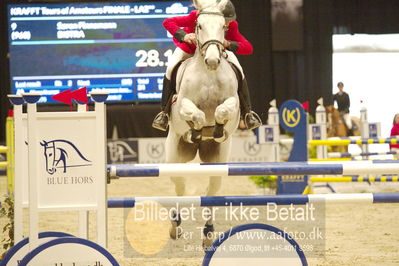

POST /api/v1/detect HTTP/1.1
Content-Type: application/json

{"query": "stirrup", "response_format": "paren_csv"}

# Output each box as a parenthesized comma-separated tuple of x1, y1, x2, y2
(244, 111, 262, 130)
(152, 112, 169, 131)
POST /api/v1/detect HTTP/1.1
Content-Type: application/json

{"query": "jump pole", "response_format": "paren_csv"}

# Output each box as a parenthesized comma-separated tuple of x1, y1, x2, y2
(328, 150, 398, 159)
(108, 161, 399, 178)
(107, 193, 399, 208)
(310, 176, 399, 182)
(309, 137, 399, 146)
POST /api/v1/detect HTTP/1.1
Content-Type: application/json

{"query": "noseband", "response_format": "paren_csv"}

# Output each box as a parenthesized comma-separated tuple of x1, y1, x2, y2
(196, 11, 227, 58)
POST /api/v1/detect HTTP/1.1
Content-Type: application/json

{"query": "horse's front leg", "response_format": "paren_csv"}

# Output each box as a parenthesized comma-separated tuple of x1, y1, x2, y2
(202, 176, 222, 249)
(214, 97, 238, 143)
(179, 98, 206, 143)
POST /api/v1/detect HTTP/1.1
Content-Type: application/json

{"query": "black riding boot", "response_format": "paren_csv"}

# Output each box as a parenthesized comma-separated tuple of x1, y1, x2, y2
(238, 79, 262, 130)
(152, 76, 175, 131)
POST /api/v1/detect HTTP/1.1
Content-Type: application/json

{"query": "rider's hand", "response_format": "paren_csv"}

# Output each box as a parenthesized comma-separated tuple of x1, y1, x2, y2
(184, 33, 196, 44)
(224, 40, 230, 48)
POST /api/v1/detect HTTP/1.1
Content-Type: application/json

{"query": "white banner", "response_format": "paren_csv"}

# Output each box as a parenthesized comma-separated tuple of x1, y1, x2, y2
(136, 135, 274, 163)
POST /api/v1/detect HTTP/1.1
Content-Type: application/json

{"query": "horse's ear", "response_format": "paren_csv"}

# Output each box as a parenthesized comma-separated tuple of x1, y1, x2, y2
(195, 0, 220, 10)
(193, 0, 201, 10)
(217, 0, 229, 11)
(40, 140, 47, 146)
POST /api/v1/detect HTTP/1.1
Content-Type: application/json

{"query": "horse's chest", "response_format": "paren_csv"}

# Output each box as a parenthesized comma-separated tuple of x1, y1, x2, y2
(194, 84, 225, 108)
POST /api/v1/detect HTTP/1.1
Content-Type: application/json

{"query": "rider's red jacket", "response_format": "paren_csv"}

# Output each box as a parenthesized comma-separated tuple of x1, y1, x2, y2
(163, 10, 253, 55)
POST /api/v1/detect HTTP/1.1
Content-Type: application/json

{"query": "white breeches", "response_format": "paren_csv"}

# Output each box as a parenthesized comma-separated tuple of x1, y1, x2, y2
(225, 50, 244, 78)
(391, 148, 399, 159)
(342, 113, 352, 129)
(165, 48, 193, 79)
(165, 48, 245, 80)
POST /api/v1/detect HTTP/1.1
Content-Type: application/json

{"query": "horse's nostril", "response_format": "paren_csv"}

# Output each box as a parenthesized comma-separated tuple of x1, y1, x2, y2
(217, 59, 220, 65)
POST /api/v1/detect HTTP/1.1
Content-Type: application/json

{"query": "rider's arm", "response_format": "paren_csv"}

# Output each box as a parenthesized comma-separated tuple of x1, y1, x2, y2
(346, 93, 350, 109)
(225, 20, 253, 55)
(163, 11, 197, 43)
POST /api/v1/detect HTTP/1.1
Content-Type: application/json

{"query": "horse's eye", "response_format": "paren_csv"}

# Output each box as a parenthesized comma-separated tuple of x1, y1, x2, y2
(49, 153, 53, 157)
(198, 24, 202, 30)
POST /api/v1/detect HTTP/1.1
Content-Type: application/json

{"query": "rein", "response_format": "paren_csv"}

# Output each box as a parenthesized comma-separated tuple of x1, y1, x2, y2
(196, 11, 227, 58)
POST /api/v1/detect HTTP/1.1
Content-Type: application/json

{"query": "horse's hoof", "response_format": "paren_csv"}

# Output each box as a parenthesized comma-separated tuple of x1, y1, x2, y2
(169, 212, 182, 239)
(169, 225, 183, 240)
(202, 224, 215, 250)
(213, 123, 224, 138)
(214, 134, 227, 143)
(213, 123, 227, 143)
(183, 131, 194, 143)
(191, 129, 202, 143)
(183, 129, 202, 143)
(202, 236, 215, 251)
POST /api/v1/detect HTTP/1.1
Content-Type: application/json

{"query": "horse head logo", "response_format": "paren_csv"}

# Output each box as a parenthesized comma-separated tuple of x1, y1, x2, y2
(107, 140, 137, 163)
(41, 140, 91, 175)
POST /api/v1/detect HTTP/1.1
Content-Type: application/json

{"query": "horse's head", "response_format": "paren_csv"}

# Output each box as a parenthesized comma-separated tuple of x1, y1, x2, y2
(194, 0, 229, 70)
(326, 105, 341, 122)
(40, 140, 56, 174)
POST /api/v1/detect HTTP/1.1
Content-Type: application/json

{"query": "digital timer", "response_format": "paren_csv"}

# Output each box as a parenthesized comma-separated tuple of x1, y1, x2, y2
(7, 1, 194, 103)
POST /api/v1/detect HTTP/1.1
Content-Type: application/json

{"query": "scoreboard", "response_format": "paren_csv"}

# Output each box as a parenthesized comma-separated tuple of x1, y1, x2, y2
(7, 1, 193, 103)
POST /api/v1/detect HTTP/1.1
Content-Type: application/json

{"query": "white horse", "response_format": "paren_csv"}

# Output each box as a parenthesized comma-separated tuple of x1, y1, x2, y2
(165, 0, 240, 248)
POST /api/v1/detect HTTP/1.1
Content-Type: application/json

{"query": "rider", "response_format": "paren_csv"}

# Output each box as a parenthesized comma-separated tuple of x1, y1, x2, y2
(152, 1, 262, 131)
(333, 81, 352, 132)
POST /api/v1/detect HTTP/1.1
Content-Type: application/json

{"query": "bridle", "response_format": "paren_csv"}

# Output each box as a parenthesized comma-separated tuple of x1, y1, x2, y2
(196, 11, 227, 59)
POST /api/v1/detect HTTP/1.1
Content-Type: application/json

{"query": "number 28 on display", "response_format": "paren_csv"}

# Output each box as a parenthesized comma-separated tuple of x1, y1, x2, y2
(135, 49, 173, 68)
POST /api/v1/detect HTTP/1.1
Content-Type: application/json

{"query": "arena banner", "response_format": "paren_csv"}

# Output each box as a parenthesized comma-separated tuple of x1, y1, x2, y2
(107, 138, 139, 164)
(138, 137, 166, 163)
(137, 135, 275, 164)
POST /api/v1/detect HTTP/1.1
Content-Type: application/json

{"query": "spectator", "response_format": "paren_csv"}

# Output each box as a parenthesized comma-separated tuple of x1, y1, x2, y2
(390, 113, 399, 159)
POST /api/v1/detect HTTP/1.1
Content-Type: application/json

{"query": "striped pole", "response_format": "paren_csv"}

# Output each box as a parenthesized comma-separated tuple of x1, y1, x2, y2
(310, 158, 397, 162)
(309, 137, 399, 146)
(310, 158, 353, 161)
(6, 115, 15, 195)
(0, 146, 7, 154)
(279, 136, 362, 145)
(328, 151, 397, 158)
(310, 176, 399, 182)
(108, 161, 399, 178)
(107, 193, 399, 208)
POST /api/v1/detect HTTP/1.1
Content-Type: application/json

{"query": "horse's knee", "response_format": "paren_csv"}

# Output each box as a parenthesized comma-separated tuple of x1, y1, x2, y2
(179, 99, 205, 124)
(191, 112, 206, 130)
(215, 106, 229, 124)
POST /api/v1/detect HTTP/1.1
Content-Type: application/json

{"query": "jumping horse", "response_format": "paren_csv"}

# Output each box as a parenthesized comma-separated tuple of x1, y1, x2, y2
(165, 0, 240, 248)
(326, 106, 360, 152)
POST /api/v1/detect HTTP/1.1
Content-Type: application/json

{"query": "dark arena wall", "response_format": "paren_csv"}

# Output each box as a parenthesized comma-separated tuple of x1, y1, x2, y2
(1, 0, 399, 141)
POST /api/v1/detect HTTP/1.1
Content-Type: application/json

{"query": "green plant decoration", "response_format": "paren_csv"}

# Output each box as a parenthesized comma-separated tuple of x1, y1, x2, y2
(0, 195, 14, 260)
